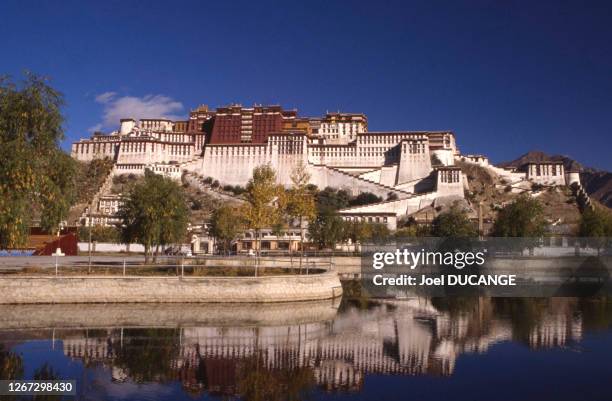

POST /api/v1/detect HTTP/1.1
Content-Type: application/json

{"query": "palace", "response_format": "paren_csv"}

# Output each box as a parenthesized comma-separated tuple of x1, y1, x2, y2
(71, 103, 580, 229)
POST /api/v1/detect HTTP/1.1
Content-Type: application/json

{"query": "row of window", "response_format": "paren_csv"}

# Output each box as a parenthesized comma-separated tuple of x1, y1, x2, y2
(76, 142, 116, 154)
(439, 170, 461, 183)
(359, 135, 426, 145)
(243, 231, 301, 238)
(343, 216, 389, 223)
(121, 142, 193, 155)
(210, 147, 269, 156)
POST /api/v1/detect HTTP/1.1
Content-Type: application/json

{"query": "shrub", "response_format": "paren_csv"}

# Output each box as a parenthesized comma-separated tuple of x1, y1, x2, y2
(231, 185, 246, 195)
(492, 195, 546, 237)
(191, 198, 203, 210)
(431, 204, 476, 238)
(348, 192, 383, 207)
(387, 192, 398, 201)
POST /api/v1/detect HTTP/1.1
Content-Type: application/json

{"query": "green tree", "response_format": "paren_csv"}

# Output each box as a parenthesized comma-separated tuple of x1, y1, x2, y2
(315, 187, 351, 213)
(348, 192, 383, 207)
(78, 225, 121, 243)
(210, 205, 244, 254)
(308, 210, 346, 249)
(242, 165, 283, 274)
(118, 170, 188, 263)
(370, 222, 391, 240)
(286, 163, 317, 267)
(431, 204, 477, 238)
(492, 195, 546, 237)
(0, 73, 77, 247)
(344, 221, 391, 244)
(579, 207, 612, 253)
(580, 207, 612, 237)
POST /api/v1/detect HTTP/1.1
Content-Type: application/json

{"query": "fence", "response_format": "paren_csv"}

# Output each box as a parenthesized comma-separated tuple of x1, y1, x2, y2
(0, 256, 335, 278)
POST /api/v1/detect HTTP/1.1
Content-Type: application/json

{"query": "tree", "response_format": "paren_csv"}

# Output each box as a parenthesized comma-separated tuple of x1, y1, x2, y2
(344, 220, 371, 243)
(431, 203, 477, 238)
(0, 73, 77, 248)
(579, 207, 612, 253)
(370, 222, 391, 240)
(308, 210, 346, 249)
(118, 170, 188, 263)
(344, 220, 391, 244)
(78, 225, 121, 243)
(316, 187, 351, 213)
(348, 192, 383, 207)
(580, 207, 612, 237)
(286, 163, 317, 268)
(210, 205, 244, 254)
(242, 165, 283, 274)
(492, 195, 546, 237)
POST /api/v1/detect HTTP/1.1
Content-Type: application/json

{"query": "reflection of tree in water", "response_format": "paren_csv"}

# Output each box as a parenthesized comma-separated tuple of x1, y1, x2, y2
(489, 298, 604, 348)
(111, 328, 181, 383)
(578, 297, 612, 331)
(0, 344, 23, 380)
(0, 345, 23, 401)
(32, 363, 61, 401)
(236, 352, 315, 401)
(431, 297, 482, 316)
(493, 298, 552, 344)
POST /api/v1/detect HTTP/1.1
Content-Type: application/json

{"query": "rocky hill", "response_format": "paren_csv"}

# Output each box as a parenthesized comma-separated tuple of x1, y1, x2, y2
(500, 151, 612, 208)
(456, 161, 582, 235)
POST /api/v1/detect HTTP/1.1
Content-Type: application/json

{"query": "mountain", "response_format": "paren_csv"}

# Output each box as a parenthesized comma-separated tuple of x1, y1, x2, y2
(499, 151, 612, 208)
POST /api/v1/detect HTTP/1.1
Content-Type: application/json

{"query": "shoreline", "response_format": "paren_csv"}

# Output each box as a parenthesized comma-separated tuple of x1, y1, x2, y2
(0, 271, 343, 304)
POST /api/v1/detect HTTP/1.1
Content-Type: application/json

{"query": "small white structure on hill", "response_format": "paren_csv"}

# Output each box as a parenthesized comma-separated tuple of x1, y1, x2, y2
(523, 162, 566, 186)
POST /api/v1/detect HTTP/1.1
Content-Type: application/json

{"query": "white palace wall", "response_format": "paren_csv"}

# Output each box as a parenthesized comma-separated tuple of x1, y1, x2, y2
(194, 145, 403, 197)
(397, 137, 432, 184)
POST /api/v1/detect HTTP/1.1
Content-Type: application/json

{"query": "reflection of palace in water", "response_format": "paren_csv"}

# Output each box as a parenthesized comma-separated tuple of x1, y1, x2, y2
(59, 298, 584, 395)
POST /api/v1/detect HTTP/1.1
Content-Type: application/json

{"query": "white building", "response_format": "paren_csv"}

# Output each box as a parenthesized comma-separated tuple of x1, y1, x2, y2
(523, 162, 566, 186)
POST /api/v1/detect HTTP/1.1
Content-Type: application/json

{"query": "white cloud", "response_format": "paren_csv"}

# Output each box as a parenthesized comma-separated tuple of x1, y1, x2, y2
(95, 91, 117, 104)
(87, 123, 103, 133)
(92, 93, 184, 131)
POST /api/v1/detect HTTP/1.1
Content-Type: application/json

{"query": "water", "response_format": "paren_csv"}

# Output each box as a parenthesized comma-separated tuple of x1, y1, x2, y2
(1, 297, 611, 401)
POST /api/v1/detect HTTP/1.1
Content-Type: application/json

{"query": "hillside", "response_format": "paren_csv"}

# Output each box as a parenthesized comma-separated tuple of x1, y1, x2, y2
(457, 161, 582, 234)
(500, 151, 612, 208)
(66, 158, 115, 225)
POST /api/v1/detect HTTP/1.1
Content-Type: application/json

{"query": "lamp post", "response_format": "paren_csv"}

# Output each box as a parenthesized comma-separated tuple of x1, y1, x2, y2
(53, 221, 66, 276)
(87, 206, 93, 273)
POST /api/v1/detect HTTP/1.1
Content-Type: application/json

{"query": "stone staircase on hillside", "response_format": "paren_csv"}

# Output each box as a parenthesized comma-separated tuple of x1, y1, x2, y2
(571, 182, 593, 211)
(75, 167, 116, 224)
(183, 171, 246, 204)
(323, 165, 414, 198)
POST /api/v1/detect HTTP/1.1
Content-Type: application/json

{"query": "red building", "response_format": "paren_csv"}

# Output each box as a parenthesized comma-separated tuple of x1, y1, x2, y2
(208, 104, 297, 144)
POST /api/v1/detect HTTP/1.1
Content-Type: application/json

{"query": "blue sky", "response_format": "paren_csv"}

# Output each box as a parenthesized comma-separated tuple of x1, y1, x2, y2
(1, 0, 611, 170)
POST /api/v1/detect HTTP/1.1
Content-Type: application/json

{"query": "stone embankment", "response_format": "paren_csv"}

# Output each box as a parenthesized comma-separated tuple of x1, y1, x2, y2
(0, 270, 343, 304)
